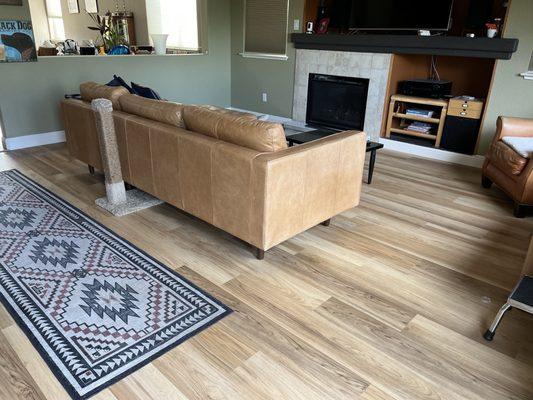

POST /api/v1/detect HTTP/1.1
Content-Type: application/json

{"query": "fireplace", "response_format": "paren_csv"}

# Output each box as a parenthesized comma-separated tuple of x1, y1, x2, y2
(306, 73, 369, 131)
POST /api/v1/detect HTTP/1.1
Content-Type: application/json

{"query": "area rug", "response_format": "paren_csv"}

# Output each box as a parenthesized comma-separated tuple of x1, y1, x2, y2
(0, 169, 231, 399)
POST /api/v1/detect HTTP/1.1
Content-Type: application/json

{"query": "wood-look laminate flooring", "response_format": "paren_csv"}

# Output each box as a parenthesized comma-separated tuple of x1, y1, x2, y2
(0, 144, 532, 400)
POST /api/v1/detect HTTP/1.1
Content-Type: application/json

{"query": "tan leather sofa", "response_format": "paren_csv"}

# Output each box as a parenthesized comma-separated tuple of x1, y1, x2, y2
(62, 82, 367, 258)
(482, 117, 533, 217)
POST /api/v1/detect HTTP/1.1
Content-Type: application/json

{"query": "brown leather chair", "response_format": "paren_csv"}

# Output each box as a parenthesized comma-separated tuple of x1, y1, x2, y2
(482, 117, 533, 217)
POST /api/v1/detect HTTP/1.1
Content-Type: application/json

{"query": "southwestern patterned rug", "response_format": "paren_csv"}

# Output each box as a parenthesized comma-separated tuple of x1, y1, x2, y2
(0, 170, 231, 399)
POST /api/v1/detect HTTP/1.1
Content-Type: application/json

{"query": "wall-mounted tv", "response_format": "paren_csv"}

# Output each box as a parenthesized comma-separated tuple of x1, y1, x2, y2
(350, 0, 454, 32)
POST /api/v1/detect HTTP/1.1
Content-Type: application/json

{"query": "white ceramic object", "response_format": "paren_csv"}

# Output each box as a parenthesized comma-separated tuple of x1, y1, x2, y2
(487, 28, 498, 38)
(151, 34, 169, 55)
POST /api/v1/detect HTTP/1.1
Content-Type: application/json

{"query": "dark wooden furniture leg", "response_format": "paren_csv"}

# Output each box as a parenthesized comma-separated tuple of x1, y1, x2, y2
(255, 247, 265, 260)
(125, 182, 133, 191)
(481, 175, 493, 189)
(368, 149, 377, 184)
(321, 219, 331, 226)
(88, 165, 95, 175)
(514, 203, 527, 218)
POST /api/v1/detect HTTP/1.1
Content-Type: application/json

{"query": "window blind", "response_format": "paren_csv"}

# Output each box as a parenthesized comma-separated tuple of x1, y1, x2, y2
(244, 0, 288, 55)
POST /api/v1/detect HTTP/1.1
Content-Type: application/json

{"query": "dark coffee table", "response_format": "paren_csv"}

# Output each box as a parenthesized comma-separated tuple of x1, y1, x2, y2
(287, 129, 384, 184)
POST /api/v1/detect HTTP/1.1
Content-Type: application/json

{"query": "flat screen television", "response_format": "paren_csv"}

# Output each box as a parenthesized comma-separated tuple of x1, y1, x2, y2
(349, 0, 454, 32)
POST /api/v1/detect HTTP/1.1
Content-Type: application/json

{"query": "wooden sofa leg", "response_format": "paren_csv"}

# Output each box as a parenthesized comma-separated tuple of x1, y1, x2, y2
(88, 165, 95, 175)
(254, 247, 265, 260)
(321, 219, 331, 227)
(514, 203, 527, 218)
(481, 175, 492, 189)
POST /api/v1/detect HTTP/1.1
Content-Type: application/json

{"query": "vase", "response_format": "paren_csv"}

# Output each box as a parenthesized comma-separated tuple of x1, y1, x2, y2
(151, 34, 169, 55)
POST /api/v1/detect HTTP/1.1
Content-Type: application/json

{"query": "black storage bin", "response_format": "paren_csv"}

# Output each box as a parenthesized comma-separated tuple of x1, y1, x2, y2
(441, 115, 480, 155)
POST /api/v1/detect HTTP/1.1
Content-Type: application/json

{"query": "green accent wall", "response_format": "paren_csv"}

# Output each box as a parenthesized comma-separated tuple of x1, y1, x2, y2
(230, 0, 304, 118)
(478, 0, 533, 154)
(0, 0, 230, 139)
(2, 0, 532, 156)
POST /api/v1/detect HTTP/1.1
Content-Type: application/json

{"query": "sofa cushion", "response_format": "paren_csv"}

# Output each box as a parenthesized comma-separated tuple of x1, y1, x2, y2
(182, 105, 258, 139)
(502, 136, 533, 159)
(490, 141, 528, 176)
(107, 75, 133, 93)
(197, 105, 257, 120)
(217, 117, 287, 153)
(80, 82, 128, 110)
(131, 82, 162, 100)
(183, 105, 286, 152)
(119, 94, 184, 128)
(182, 106, 223, 138)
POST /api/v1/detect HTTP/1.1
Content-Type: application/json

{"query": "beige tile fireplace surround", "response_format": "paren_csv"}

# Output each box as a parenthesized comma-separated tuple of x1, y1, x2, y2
(293, 50, 392, 140)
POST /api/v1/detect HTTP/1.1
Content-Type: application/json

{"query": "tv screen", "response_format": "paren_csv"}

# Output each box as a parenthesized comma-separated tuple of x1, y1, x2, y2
(350, 0, 454, 31)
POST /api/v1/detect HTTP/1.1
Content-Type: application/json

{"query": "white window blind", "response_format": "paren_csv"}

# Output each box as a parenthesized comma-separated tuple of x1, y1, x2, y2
(45, 0, 65, 40)
(145, 0, 200, 50)
(244, 0, 288, 56)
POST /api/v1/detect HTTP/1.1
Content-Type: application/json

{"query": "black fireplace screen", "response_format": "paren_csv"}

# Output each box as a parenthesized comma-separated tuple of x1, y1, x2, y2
(306, 73, 369, 131)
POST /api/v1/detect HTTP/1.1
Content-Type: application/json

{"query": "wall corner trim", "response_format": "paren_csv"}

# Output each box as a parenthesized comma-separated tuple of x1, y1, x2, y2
(5, 130, 66, 151)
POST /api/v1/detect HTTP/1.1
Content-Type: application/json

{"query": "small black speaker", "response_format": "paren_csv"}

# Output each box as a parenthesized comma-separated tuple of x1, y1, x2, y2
(441, 116, 480, 155)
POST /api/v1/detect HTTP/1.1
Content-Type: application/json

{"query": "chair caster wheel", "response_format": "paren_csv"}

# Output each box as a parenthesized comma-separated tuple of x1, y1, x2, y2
(483, 329, 495, 341)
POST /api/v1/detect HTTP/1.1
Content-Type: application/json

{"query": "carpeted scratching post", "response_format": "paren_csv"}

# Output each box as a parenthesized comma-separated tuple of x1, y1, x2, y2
(92, 98, 162, 216)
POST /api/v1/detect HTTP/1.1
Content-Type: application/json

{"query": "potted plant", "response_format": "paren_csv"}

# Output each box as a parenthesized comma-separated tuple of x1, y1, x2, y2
(88, 12, 125, 53)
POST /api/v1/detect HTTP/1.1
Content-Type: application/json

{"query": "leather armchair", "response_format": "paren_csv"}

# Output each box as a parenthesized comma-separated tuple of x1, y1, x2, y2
(482, 117, 533, 217)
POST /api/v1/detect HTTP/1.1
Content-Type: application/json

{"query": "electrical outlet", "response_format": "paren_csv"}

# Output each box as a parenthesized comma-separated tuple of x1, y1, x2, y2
(261, 92, 268, 103)
(293, 19, 300, 31)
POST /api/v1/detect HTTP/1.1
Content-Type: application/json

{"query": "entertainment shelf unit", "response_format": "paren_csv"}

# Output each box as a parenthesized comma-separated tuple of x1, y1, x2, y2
(386, 95, 448, 148)
(298, 0, 516, 154)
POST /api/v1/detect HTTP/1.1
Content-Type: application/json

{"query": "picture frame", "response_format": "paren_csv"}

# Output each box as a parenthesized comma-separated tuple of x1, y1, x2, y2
(84, 0, 98, 13)
(67, 0, 79, 14)
(0, 0, 23, 5)
(0, 20, 38, 63)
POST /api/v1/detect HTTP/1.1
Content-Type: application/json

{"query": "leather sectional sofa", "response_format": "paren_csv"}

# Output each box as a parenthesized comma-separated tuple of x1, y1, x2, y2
(61, 82, 367, 258)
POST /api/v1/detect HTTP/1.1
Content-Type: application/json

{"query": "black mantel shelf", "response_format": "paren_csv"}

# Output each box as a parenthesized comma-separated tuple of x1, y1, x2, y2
(291, 33, 519, 60)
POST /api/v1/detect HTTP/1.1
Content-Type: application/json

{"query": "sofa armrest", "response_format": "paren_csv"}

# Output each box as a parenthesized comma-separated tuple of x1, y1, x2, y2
(250, 130, 367, 250)
(495, 117, 533, 141)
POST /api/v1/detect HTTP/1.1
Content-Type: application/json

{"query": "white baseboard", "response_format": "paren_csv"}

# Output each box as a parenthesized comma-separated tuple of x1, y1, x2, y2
(379, 138, 485, 168)
(228, 107, 485, 168)
(5, 130, 66, 151)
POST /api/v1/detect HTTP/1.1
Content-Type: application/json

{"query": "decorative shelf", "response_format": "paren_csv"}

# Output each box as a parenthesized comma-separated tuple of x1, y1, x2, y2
(291, 33, 519, 60)
(389, 127, 437, 140)
(392, 113, 440, 124)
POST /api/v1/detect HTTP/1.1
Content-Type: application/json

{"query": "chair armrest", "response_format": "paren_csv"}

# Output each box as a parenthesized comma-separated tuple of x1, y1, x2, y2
(495, 117, 533, 141)
(250, 130, 367, 250)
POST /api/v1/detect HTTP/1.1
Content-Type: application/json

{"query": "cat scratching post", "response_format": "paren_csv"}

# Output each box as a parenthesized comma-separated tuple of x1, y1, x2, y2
(92, 99, 162, 216)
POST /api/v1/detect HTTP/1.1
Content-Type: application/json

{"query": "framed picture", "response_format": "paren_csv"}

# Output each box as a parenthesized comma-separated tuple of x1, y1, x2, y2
(84, 0, 98, 13)
(67, 0, 79, 14)
(0, 0, 23, 5)
(0, 20, 37, 63)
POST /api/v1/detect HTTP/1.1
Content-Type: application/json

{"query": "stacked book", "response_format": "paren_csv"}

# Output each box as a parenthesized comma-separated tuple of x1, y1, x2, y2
(406, 121, 433, 134)
(406, 108, 434, 118)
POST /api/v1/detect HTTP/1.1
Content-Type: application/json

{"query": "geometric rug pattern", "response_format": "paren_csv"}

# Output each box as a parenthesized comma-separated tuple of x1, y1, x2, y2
(0, 170, 231, 399)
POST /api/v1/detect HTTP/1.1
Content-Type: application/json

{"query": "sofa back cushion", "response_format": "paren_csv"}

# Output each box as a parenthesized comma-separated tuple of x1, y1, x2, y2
(182, 105, 286, 152)
(182, 106, 223, 138)
(217, 117, 287, 153)
(119, 94, 184, 128)
(80, 82, 128, 110)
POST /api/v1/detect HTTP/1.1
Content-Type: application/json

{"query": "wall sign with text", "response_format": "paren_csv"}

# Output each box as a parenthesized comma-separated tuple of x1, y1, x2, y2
(0, 20, 37, 63)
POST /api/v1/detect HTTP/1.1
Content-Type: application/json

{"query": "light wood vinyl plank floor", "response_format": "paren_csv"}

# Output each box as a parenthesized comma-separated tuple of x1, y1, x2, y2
(0, 144, 532, 400)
